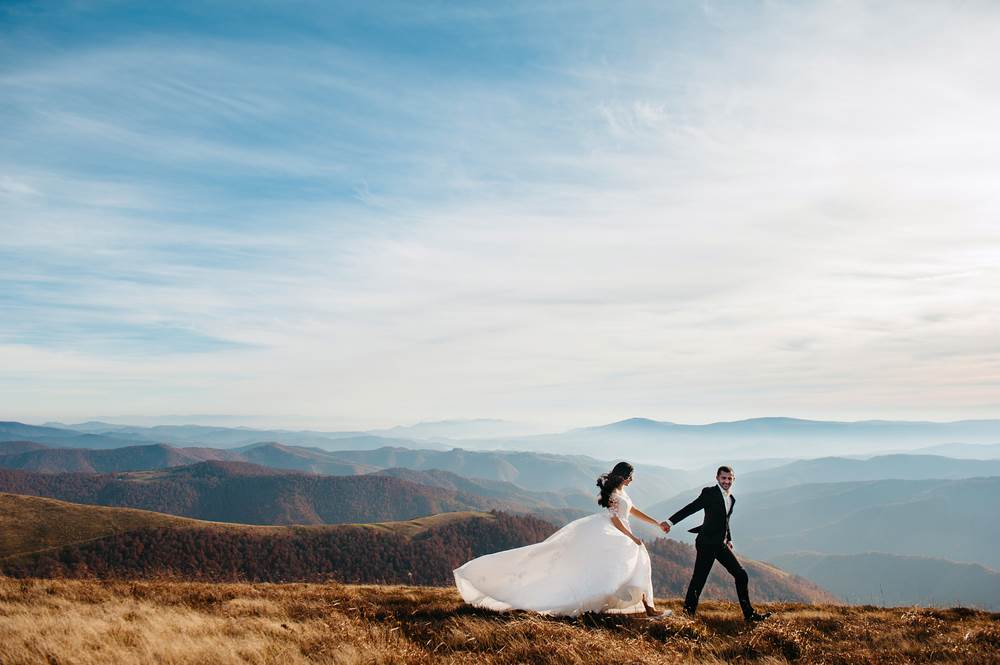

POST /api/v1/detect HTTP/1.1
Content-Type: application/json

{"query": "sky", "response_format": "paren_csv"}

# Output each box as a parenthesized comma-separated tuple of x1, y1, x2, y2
(2, 1, 999, 430)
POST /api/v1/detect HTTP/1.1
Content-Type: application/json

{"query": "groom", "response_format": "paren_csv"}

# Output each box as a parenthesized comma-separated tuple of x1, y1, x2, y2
(659, 465, 771, 623)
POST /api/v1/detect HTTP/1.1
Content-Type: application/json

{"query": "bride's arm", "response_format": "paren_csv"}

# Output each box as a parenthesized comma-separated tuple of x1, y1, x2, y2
(629, 506, 662, 527)
(610, 514, 642, 545)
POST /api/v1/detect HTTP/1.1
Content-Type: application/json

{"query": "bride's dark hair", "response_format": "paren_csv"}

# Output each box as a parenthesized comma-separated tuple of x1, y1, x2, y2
(596, 461, 634, 508)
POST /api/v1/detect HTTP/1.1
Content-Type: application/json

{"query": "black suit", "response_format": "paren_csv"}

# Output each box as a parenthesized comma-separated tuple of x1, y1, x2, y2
(668, 485, 756, 618)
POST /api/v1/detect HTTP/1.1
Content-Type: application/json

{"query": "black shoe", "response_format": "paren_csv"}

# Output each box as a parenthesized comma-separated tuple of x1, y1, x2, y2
(682, 607, 696, 618)
(745, 611, 772, 624)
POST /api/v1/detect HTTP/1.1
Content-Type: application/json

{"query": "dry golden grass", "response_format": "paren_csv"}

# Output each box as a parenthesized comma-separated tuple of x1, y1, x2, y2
(1, 576, 997, 664)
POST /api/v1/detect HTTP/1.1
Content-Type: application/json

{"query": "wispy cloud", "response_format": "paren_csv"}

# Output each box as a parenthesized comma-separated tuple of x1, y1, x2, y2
(2, 1, 999, 427)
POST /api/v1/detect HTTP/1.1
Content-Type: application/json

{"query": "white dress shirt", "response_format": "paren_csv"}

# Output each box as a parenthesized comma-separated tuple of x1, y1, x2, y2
(719, 483, 733, 513)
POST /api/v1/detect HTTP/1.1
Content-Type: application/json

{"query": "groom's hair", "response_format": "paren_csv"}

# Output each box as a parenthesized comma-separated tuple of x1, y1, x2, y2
(716, 465, 734, 476)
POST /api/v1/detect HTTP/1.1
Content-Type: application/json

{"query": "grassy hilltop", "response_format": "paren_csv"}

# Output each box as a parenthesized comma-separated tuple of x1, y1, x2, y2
(0, 493, 830, 605)
(1, 577, 998, 664)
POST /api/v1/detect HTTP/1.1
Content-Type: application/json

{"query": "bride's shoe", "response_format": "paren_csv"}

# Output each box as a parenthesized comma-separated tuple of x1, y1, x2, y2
(644, 609, 672, 619)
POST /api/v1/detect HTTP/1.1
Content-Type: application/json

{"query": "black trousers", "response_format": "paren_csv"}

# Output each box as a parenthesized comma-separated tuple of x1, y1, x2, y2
(683, 541, 754, 618)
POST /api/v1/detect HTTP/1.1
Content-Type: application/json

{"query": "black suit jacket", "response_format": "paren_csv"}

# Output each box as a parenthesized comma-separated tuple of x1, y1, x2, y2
(668, 485, 734, 545)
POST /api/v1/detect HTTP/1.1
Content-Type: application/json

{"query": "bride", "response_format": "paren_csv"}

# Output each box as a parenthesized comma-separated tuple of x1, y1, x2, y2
(453, 461, 670, 617)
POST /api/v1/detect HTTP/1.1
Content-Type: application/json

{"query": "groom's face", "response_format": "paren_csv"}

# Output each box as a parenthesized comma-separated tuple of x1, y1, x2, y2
(717, 471, 734, 491)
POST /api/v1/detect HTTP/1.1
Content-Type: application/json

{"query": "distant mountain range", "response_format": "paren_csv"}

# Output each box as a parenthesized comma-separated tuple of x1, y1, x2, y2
(0, 461, 604, 526)
(653, 477, 1000, 571)
(0, 438, 691, 506)
(371, 467, 593, 509)
(0, 439, 377, 475)
(0, 493, 833, 604)
(12, 418, 1000, 467)
(770, 552, 1000, 610)
(367, 419, 548, 440)
(510, 417, 1000, 464)
(8, 414, 1000, 609)
(723, 454, 1000, 495)
(910, 442, 1000, 459)
(0, 421, 445, 452)
(325, 447, 691, 505)
(0, 462, 514, 525)
(0, 441, 241, 473)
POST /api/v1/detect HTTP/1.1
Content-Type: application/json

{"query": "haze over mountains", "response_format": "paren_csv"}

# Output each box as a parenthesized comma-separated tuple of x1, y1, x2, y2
(0, 493, 832, 605)
(517, 417, 1000, 464)
(4, 416, 1000, 610)
(15, 417, 1000, 466)
(771, 552, 1000, 610)
(0, 461, 589, 526)
(0, 438, 682, 506)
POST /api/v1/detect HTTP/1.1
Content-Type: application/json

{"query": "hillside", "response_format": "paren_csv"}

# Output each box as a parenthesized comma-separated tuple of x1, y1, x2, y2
(0, 422, 152, 450)
(736, 477, 1000, 569)
(233, 441, 377, 474)
(0, 442, 242, 473)
(0, 441, 48, 455)
(372, 466, 575, 501)
(0, 498, 551, 586)
(0, 462, 508, 525)
(0, 492, 492, 560)
(0, 438, 687, 505)
(0, 579, 995, 665)
(0, 440, 373, 475)
(912, 442, 1000, 459)
(732, 454, 1000, 493)
(371, 467, 591, 524)
(770, 552, 1000, 610)
(0, 493, 830, 605)
(328, 446, 692, 505)
(0, 492, 213, 560)
(648, 477, 1000, 570)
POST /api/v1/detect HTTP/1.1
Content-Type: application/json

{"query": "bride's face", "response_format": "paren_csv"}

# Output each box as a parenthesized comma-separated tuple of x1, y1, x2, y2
(623, 473, 633, 486)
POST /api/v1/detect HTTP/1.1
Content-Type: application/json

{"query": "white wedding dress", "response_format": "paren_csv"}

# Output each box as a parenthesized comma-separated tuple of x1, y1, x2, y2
(453, 488, 655, 616)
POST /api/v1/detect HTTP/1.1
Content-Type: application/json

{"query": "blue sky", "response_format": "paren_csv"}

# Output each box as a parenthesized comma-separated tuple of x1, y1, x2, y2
(2, 1, 999, 428)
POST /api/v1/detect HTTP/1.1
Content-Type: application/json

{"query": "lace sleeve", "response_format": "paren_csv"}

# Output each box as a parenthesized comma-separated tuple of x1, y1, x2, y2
(606, 493, 624, 520)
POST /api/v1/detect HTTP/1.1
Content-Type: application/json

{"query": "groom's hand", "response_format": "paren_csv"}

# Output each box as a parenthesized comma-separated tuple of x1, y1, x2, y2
(659, 521, 671, 534)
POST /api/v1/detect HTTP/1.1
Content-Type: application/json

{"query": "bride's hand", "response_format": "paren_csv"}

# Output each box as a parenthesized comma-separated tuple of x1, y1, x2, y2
(632, 536, 643, 546)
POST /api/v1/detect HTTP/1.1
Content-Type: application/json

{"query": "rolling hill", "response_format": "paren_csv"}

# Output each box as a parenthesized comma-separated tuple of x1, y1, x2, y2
(770, 551, 1000, 610)
(23, 421, 444, 451)
(0, 436, 689, 505)
(0, 492, 488, 560)
(0, 493, 832, 605)
(0, 422, 152, 450)
(0, 441, 48, 455)
(0, 440, 689, 515)
(725, 454, 1000, 495)
(370, 467, 592, 525)
(327, 447, 692, 505)
(651, 477, 1000, 570)
(0, 461, 626, 526)
(371, 467, 594, 510)
(0, 441, 374, 475)
(233, 441, 377, 474)
(0, 442, 242, 473)
(910, 442, 1000, 459)
(0, 461, 511, 525)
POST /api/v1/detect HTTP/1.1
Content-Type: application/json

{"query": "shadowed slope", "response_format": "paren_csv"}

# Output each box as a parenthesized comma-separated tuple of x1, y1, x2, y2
(0, 492, 494, 560)
(0, 461, 503, 525)
(0, 493, 832, 604)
